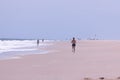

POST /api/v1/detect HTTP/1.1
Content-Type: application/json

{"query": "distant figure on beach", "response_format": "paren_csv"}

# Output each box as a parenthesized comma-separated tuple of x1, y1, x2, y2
(42, 39, 44, 42)
(71, 37, 76, 53)
(37, 39, 39, 46)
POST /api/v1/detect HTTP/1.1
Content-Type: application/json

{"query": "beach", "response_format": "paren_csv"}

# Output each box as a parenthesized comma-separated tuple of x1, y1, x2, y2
(0, 40, 120, 80)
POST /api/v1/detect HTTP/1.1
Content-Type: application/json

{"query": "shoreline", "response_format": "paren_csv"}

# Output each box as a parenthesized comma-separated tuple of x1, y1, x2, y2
(0, 40, 54, 60)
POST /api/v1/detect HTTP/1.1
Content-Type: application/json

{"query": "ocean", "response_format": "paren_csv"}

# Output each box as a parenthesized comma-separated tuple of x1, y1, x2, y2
(0, 40, 53, 60)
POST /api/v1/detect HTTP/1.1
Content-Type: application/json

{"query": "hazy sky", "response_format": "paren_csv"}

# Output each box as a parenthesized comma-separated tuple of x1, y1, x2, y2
(0, 0, 120, 40)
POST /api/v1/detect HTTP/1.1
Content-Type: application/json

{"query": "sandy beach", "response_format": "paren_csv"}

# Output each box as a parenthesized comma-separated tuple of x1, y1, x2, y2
(0, 40, 120, 80)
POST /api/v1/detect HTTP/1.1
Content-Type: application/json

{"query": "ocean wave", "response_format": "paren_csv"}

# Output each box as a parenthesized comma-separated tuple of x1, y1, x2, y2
(0, 40, 53, 54)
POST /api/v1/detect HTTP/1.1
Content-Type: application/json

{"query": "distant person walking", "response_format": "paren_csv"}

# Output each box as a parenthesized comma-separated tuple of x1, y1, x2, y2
(42, 39, 44, 42)
(71, 37, 76, 53)
(37, 39, 39, 46)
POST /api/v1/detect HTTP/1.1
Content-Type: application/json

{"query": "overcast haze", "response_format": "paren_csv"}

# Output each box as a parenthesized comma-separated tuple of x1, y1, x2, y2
(0, 0, 120, 40)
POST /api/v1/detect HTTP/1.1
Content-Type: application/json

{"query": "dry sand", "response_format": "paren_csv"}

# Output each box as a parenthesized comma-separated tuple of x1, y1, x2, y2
(0, 40, 120, 80)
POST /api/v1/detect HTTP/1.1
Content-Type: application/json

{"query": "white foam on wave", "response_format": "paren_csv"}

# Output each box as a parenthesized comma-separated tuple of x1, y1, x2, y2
(0, 40, 35, 52)
(0, 40, 53, 54)
(0, 40, 54, 60)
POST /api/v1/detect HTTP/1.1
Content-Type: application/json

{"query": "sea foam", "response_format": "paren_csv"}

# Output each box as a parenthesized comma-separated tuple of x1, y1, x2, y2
(0, 40, 53, 60)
